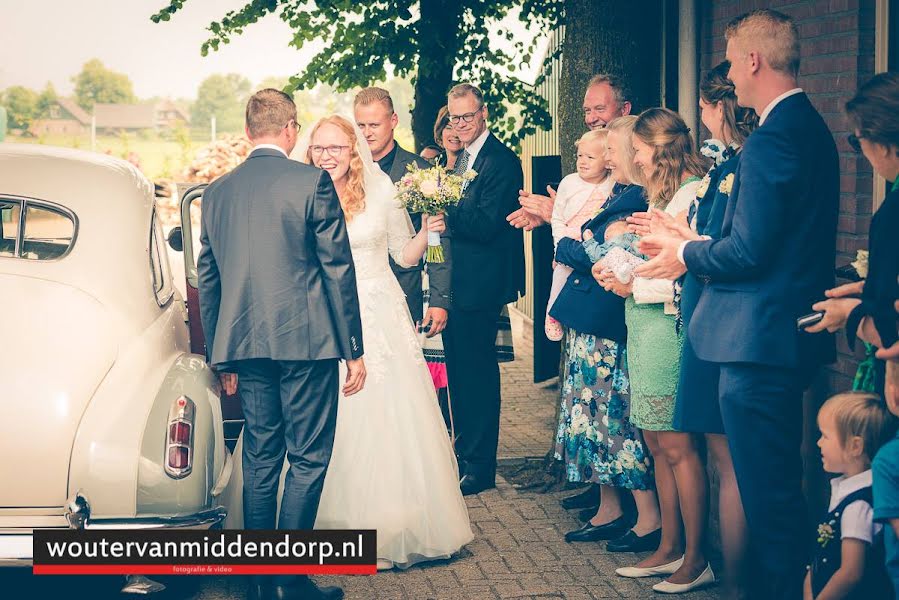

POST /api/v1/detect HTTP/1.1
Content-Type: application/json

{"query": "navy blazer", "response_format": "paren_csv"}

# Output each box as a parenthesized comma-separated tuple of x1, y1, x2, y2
(550, 185, 648, 342)
(684, 92, 839, 368)
(446, 132, 525, 310)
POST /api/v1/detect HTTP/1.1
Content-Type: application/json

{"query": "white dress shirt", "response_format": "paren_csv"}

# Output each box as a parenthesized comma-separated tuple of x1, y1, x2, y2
(250, 143, 288, 157)
(460, 128, 491, 173)
(828, 470, 881, 544)
(676, 88, 805, 265)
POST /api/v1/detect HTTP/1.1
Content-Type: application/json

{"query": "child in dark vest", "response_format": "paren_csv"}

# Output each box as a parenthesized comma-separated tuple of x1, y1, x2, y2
(805, 392, 897, 599)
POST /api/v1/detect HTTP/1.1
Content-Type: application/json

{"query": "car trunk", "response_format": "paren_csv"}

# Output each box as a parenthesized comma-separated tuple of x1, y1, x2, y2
(0, 274, 116, 507)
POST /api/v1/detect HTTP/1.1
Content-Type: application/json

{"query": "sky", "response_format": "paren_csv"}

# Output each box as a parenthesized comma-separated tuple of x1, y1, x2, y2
(1, 1, 546, 100)
(1, 0, 322, 99)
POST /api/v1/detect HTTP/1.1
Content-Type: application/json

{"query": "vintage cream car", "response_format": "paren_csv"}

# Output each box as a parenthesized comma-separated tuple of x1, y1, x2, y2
(0, 144, 233, 566)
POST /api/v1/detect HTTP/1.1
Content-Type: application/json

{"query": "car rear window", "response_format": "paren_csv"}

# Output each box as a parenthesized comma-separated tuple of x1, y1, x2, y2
(0, 197, 76, 261)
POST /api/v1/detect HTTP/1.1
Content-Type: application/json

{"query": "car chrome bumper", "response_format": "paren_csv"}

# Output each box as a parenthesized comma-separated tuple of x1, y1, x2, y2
(0, 506, 227, 565)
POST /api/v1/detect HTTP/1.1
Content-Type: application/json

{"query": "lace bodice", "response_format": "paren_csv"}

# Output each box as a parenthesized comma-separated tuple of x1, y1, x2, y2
(345, 195, 418, 279)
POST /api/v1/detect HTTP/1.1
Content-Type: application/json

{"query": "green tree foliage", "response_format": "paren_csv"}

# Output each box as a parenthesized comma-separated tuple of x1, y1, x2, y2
(192, 73, 252, 134)
(35, 83, 58, 119)
(1, 86, 39, 130)
(72, 59, 137, 111)
(151, 0, 562, 150)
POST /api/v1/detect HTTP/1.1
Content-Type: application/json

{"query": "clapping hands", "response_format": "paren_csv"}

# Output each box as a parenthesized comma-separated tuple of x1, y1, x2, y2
(629, 209, 697, 280)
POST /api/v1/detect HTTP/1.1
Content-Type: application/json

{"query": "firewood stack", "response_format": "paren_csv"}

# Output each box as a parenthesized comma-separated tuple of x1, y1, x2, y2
(182, 135, 253, 183)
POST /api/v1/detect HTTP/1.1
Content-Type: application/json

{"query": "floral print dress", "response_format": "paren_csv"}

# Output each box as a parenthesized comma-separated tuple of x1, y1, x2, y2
(554, 330, 653, 489)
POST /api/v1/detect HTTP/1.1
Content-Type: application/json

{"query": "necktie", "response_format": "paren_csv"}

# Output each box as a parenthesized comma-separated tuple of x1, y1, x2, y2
(455, 149, 470, 175)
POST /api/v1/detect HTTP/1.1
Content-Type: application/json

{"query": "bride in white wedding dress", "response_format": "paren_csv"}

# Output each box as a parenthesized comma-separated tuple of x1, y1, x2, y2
(223, 115, 473, 569)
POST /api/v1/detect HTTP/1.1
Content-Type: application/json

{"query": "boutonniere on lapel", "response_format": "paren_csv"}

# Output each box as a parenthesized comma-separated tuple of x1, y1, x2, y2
(461, 169, 477, 192)
(696, 173, 712, 199)
(718, 173, 735, 195)
(816, 520, 835, 547)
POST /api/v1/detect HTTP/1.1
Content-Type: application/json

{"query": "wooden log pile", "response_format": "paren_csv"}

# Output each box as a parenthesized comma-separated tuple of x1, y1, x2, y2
(182, 134, 253, 183)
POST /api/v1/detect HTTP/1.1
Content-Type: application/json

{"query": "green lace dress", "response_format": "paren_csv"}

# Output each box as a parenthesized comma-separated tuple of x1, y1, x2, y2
(625, 179, 700, 431)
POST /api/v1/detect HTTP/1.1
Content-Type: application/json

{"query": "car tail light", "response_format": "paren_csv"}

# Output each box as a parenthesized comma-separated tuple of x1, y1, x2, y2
(164, 395, 195, 479)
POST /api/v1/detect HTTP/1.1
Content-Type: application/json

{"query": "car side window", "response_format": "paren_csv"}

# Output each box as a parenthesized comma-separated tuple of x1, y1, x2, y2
(0, 200, 21, 258)
(22, 204, 75, 260)
(150, 209, 174, 306)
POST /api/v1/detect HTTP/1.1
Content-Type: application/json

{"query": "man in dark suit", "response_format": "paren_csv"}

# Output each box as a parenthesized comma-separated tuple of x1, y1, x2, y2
(442, 83, 525, 495)
(198, 88, 366, 600)
(354, 87, 451, 335)
(636, 10, 838, 598)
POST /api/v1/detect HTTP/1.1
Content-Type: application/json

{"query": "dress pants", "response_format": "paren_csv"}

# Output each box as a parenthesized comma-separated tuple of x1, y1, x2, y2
(719, 362, 813, 600)
(235, 358, 339, 586)
(444, 305, 503, 481)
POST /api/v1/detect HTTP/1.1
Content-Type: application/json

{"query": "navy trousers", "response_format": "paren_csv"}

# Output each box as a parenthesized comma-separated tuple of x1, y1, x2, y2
(719, 362, 813, 600)
(444, 305, 503, 480)
(235, 358, 339, 586)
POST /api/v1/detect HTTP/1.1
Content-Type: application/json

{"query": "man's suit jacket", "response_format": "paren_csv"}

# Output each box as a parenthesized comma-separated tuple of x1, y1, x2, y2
(385, 143, 451, 322)
(446, 132, 525, 311)
(197, 147, 364, 365)
(684, 92, 838, 369)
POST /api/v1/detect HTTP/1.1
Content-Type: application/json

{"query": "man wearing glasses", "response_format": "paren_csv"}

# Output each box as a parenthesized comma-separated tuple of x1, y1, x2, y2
(442, 83, 524, 496)
(353, 87, 450, 336)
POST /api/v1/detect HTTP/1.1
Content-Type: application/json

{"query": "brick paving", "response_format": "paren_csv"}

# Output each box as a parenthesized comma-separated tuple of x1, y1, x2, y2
(323, 309, 722, 600)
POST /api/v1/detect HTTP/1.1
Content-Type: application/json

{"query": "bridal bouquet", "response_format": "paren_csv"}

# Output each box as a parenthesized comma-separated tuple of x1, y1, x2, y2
(396, 163, 476, 262)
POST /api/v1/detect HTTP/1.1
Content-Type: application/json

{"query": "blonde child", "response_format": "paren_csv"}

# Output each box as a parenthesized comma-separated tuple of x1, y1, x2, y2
(546, 129, 615, 340)
(805, 392, 896, 599)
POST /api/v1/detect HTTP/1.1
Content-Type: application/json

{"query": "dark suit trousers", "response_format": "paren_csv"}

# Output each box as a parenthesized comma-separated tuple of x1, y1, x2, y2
(444, 305, 502, 480)
(719, 362, 812, 600)
(235, 358, 338, 586)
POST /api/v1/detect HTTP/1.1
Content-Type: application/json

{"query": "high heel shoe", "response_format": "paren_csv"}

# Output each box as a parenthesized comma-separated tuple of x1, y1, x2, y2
(652, 564, 716, 594)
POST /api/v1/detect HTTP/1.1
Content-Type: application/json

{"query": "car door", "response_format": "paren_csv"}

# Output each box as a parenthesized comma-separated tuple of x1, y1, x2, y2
(174, 184, 244, 450)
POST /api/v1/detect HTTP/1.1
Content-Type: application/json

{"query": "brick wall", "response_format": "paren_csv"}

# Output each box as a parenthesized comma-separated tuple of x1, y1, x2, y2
(700, 0, 877, 397)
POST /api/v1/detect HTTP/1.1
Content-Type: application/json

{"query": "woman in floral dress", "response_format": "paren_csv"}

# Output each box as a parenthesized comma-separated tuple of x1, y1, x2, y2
(552, 116, 657, 544)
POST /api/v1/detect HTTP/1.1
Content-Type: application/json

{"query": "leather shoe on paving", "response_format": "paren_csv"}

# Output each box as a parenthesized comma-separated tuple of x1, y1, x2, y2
(560, 485, 599, 510)
(272, 580, 344, 600)
(460, 473, 495, 496)
(606, 528, 662, 553)
(564, 514, 631, 542)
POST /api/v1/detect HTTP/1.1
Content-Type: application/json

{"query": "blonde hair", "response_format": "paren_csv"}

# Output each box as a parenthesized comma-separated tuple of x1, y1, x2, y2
(633, 108, 710, 208)
(725, 9, 800, 78)
(354, 87, 394, 113)
(820, 392, 898, 464)
(245, 88, 296, 139)
(605, 115, 644, 187)
(575, 129, 610, 182)
(305, 115, 366, 222)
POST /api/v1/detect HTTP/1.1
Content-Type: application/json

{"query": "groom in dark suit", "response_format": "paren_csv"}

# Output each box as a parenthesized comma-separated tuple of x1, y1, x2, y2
(354, 87, 451, 332)
(198, 89, 366, 600)
(443, 83, 525, 495)
(636, 10, 838, 598)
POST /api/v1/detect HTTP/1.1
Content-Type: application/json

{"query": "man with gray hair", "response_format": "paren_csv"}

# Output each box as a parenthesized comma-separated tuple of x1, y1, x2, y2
(354, 87, 451, 336)
(508, 73, 632, 228)
(443, 83, 524, 495)
(199, 88, 364, 600)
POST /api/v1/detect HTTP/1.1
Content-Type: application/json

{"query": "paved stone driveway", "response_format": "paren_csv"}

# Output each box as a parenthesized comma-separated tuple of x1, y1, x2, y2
(324, 310, 722, 599)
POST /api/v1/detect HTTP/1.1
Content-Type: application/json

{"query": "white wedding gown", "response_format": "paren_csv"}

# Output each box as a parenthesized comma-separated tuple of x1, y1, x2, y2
(222, 173, 473, 568)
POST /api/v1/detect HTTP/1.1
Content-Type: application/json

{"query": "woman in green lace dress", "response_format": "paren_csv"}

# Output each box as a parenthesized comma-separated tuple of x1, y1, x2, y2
(595, 108, 710, 587)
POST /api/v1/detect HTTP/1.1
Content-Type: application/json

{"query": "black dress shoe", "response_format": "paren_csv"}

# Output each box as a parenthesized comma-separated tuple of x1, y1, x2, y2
(564, 514, 631, 542)
(560, 485, 600, 510)
(247, 582, 269, 600)
(606, 528, 662, 553)
(272, 580, 343, 600)
(460, 473, 495, 496)
(579, 506, 599, 522)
